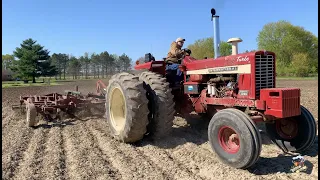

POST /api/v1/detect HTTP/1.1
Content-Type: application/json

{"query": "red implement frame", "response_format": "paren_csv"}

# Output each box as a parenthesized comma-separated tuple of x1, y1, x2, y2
(12, 83, 108, 121)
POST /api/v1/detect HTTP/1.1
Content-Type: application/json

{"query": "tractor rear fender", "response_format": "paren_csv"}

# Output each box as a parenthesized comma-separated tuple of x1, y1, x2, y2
(134, 61, 166, 75)
(135, 61, 153, 70)
(134, 61, 165, 70)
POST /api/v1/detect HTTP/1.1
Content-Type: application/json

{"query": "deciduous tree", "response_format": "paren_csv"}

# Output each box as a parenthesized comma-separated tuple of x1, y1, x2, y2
(187, 37, 232, 59)
(2, 54, 14, 70)
(257, 20, 318, 76)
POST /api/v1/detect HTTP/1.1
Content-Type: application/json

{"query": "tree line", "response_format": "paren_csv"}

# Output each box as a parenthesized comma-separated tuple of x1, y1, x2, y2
(2, 39, 133, 82)
(2, 20, 318, 80)
(51, 51, 132, 80)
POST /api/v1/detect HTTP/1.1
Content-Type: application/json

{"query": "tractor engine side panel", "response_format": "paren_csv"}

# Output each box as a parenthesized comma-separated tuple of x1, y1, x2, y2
(189, 74, 209, 82)
(236, 74, 252, 99)
(184, 82, 200, 94)
(184, 55, 254, 100)
(183, 51, 277, 100)
(181, 51, 277, 111)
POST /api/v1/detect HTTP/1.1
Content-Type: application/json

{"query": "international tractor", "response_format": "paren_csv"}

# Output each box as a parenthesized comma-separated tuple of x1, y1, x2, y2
(104, 8, 317, 169)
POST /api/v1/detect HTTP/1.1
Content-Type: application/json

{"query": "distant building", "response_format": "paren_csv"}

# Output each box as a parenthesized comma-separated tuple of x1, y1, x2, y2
(2, 68, 15, 81)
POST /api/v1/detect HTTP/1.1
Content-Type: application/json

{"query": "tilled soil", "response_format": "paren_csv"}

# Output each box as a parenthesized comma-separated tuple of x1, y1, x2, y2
(2, 79, 318, 180)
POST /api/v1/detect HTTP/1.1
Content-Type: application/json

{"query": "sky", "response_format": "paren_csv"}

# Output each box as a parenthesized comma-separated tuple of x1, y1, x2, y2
(2, 0, 318, 62)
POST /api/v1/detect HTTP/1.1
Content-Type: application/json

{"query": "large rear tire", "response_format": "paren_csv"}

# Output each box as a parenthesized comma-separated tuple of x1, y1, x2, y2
(105, 72, 149, 143)
(138, 71, 175, 139)
(265, 105, 317, 153)
(208, 108, 262, 169)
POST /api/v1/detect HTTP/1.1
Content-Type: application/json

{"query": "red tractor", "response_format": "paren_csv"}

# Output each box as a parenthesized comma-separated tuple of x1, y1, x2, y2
(104, 8, 317, 169)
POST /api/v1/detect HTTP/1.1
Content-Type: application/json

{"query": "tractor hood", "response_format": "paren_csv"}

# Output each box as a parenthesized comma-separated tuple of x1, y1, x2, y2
(183, 50, 275, 71)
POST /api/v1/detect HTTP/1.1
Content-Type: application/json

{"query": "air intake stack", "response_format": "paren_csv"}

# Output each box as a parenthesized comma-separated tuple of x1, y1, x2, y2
(211, 8, 220, 59)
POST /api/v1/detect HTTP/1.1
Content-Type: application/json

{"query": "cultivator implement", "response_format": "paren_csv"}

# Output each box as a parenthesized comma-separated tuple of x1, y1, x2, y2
(12, 82, 108, 127)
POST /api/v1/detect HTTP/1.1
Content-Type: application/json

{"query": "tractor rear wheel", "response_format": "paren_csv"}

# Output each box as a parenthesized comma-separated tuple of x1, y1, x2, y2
(208, 108, 262, 169)
(105, 72, 149, 143)
(26, 103, 37, 127)
(265, 105, 317, 153)
(138, 71, 175, 139)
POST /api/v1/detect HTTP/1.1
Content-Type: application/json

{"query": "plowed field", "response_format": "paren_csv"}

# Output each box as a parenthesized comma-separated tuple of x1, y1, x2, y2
(2, 79, 318, 180)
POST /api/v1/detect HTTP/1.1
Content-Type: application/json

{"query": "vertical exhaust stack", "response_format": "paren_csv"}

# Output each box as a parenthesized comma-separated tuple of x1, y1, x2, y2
(211, 8, 220, 59)
(227, 38, 243, 55)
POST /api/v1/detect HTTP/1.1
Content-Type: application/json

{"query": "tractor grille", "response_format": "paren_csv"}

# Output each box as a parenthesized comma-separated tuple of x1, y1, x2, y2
(255, 54, 275, 98)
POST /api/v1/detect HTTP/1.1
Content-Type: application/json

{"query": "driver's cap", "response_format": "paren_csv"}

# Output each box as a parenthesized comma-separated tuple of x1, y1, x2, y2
(176, 37, 185, 42)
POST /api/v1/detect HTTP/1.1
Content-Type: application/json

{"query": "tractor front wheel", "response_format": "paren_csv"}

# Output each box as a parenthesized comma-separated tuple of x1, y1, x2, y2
(208, 108, 262, 169)
(265, 105, 317, 153)
(105, 72, 149, 143)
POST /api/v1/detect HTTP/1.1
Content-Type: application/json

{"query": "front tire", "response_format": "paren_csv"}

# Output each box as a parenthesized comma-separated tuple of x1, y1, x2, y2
(208, 108, 262, 169)
(106, 72, 149, 143)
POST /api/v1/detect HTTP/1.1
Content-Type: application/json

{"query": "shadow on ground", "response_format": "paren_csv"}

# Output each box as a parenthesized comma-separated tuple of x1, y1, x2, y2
(248, 155, 314, 175)
(135, 114, 318, 175)
(250, 137, 318, 175)
(32, 108, 105, 129)
(136, 114, 211, 148)
(137, 114, 276, 148)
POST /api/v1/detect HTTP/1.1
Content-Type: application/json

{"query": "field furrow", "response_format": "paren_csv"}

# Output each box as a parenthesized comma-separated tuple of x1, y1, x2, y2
(2, 114, 35, 180)
(88, 122, 173, 180)
(62, 122, 123, 180)
(2, 79, 318, 180)
(11, 126, 50, 180)
(33, 126, 68, 180)
(136, 143, 206, 180)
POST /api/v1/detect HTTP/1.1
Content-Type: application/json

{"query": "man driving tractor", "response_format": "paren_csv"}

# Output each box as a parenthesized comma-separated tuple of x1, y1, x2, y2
(166, 37, 186, 63)
(165, 37, 191, 85)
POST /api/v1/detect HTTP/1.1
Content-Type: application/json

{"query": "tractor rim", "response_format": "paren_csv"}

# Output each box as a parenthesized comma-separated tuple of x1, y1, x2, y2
(218, 126, 240, 154)
(275, 118, 299, 139)
(109, 87, 126, 132)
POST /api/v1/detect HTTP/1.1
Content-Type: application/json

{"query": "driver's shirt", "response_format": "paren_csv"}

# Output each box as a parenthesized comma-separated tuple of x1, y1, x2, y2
(166, 41, 184, 63)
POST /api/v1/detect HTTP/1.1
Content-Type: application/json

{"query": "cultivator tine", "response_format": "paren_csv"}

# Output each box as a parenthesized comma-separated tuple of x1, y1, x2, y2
(64, 90, 81, 95)
(12, 104, 26, 110)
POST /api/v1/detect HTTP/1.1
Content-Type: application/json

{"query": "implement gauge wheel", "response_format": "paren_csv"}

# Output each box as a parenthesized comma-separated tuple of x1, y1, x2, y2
(26, 103, 37, 127)
(265, 105, 317, 153)
(208, 108, 262, 169)
(105, 72, 149, 143)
